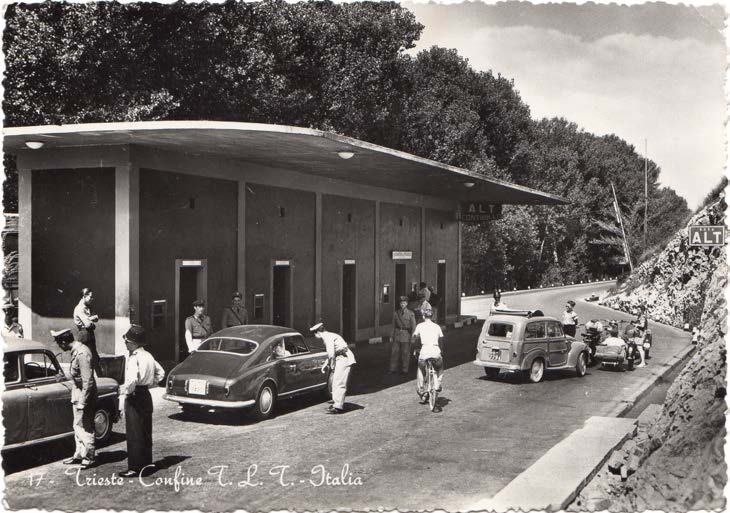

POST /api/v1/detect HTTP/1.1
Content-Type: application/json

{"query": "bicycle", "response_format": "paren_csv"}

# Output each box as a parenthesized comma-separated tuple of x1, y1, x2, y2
(420, 357, 439, 412)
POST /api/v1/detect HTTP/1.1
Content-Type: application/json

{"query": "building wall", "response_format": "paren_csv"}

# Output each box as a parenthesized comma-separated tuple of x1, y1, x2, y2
(379, 202, 422, 328)
(245, 183, 316, 333)
(424, 208, 460, 320)
(321, 194, 376, 338)
(139, 168, 238, 362)
(31, 168, 116, 355)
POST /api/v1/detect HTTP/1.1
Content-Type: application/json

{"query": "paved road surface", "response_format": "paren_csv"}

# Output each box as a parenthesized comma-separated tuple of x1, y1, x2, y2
(4, 283, 691, 511)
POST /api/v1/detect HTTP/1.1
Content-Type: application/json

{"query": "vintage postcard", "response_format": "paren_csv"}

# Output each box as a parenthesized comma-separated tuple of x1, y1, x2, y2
(1, 1, 726, 511)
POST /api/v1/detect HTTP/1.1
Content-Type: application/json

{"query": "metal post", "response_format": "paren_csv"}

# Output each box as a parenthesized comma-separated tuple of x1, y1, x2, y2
(644, 139, 648, 252)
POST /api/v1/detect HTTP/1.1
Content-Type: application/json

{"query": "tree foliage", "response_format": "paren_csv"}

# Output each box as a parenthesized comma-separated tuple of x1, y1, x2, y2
(3, 1, 691, 291)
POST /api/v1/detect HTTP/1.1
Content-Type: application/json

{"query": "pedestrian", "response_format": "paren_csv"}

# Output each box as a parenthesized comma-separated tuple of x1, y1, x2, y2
(221, 291, 248, 328)
(73, 288, 101, 372)
(52, 328, 97, 469)
(493, 290, 507, 309)
(311, 321, 356, 414)
(1, 302, 23, 338)
(412, 308, 445, 401)
(562, 300, 578, 337)
(389, 296, 417, 374)
(119, 325, 165, 478)
(184, 299, 212, 353)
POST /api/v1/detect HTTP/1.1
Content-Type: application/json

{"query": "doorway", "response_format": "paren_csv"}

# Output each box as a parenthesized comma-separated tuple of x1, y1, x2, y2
(175, 259, 207, 362)
(342, 263, 357, 342)
(437, 262, 447, 324)
(272, 264, 292, 327)
(395, 263, 407, 299)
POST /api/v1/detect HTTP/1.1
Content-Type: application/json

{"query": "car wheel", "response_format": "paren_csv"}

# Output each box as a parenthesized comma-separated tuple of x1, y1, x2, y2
(93, 407, 112, 444)
(254, 382, 277, 420)
(528, 358, 545, 383)
(484, 368, 500, 379)
(576, 352, 587, 377)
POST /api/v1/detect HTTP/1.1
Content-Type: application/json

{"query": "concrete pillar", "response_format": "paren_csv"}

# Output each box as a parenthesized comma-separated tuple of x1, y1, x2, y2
(114, 165, 139, 355)
(420, 206, 426, 284)
(373, 200, 381, 336)
(237, 181, 246, 301)
(457, 217, 462, 319)
(315, 192, 323, 321)
(18, 167, 32, 339)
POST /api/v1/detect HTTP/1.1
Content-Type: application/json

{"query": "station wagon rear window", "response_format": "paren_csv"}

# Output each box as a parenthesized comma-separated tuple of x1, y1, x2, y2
(487, 323, 515, 338)
(198, 337, 258, 355)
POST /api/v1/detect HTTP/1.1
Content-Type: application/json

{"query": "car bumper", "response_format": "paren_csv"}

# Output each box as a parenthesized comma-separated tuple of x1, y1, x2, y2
(473, 359, 522, 371)
(163, 393, 255, 409)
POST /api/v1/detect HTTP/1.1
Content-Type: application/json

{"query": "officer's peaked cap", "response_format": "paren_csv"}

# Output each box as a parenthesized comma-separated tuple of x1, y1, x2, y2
(51, 328, 74, 345)
(124, 324, 147, 345)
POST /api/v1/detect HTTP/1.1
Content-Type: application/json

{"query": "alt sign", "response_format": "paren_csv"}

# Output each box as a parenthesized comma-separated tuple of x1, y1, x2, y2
(688, 225, 726, 247)
(458, 202, 503, 222)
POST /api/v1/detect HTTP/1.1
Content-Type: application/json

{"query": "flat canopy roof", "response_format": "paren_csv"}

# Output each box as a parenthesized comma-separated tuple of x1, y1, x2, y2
(3, 121, 568, 205)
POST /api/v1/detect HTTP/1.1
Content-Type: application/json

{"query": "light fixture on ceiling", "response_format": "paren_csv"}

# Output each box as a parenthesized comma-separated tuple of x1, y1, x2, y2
(25, 141, 45, 150)
(337, 151, 355, 160)
(463, 182, 476, 188)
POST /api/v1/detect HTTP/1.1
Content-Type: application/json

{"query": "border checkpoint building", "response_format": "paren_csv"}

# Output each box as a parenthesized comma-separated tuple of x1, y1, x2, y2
(3, 121, 567, 366)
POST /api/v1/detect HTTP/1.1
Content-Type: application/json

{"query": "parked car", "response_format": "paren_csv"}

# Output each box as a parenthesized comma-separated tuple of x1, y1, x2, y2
(164, 325, 332, 420)
(3, 338, 120, 452)
(473, 312, 590, 382)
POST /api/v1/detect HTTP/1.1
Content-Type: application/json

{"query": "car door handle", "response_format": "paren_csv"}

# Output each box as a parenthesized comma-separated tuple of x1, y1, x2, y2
(285, 364, 297, 370)
(25, 385, 38, 391)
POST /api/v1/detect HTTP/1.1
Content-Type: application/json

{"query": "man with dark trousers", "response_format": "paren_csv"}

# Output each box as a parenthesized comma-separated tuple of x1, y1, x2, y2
(119, 325, 165, 477)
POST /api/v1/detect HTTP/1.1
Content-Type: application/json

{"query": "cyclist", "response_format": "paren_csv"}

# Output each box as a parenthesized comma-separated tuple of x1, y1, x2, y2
(411, 308, 444, 401)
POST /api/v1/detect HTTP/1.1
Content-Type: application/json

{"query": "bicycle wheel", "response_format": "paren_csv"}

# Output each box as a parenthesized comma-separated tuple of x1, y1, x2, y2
(428, 362, 438, 412)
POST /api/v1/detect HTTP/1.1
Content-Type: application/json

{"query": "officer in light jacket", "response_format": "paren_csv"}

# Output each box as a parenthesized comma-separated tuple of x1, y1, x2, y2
(311, 322, 356, 415)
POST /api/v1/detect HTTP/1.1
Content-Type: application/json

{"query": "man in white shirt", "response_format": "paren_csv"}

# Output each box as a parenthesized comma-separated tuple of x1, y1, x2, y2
(562, 300, 579, 337)
(119, 325, 165, 477)
(411, 309, 445, 400)
(312, 322, 356, 415)
(73, 288, 101, 372)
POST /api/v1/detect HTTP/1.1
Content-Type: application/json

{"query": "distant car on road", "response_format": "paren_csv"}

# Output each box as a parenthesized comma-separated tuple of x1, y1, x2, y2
(474, 313, 590, 383)
(164, 325, 332, 420)
(3, 338, 119, 451)
(585, 293, 600, 302)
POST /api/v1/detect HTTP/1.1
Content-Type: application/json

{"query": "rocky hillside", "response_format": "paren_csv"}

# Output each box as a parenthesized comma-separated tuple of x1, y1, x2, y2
(600, 198, 725, 328)
(572, 198, 727, 511)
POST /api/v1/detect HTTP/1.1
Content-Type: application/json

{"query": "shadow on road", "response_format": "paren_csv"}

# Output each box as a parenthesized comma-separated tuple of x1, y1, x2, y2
(476, 368, 594, 385)
(2, 432, 126, 476)
(145, 455, 191, 475)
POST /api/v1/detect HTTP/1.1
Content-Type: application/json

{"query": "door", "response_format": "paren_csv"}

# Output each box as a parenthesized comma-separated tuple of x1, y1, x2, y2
(272, 264, 291, 327)
(23, 351, 74, 440)
(175, 260, 208, 362)
(547, 321, 569, 367)
(395, 263, 406, 298)
(437, 262, 447, 324)
(284, 335, 326, 390)
(342, 263, 357, 342)
(3, 352, 29, 446)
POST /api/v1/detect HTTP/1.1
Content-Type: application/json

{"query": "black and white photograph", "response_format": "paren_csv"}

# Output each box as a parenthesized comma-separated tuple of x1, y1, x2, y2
(0, 1, 726, 511)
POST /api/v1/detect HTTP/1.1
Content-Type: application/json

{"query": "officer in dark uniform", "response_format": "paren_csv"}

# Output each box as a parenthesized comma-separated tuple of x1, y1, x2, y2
(389, 296, 417, 374)
(184, 299, 212, 353)
(221, 291, 249, 328)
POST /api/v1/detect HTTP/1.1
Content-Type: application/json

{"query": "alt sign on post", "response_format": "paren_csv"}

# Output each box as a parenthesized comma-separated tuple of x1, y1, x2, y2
(458, 202, 503, 222)
(688, 225, 726, 247)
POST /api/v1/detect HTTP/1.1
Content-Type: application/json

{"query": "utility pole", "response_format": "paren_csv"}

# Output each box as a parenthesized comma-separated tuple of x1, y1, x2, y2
(612, 182, 634, 272)
(644, 139, 648, 253)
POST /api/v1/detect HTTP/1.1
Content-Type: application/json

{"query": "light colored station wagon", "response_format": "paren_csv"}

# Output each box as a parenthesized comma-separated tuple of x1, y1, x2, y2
(474, 313, 590, 383)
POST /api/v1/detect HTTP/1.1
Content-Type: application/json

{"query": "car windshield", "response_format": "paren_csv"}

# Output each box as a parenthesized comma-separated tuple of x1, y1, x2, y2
(487, 323, 514, 338)
(198, 337, 258, 355)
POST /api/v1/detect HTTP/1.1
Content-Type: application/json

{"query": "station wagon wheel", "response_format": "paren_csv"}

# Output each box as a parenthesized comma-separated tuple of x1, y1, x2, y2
(484, 368, 500, 379)
(254, 383, 276, 420)
(576, 352, 587, 377)
(93, 407, 112, 444)
(528, 358, 545, 383)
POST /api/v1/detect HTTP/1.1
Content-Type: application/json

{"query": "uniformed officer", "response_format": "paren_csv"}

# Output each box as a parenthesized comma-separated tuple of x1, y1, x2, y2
(221, 291, 248, 328)
(1, 302, 23, 338)
(73, 288, 101, 372)
(52, 328, 97, 469)
(311, 322, 356, 414)
(389, 296, 417, 374)
(119, 325, 165, 477)
(184, 299, 212, 353)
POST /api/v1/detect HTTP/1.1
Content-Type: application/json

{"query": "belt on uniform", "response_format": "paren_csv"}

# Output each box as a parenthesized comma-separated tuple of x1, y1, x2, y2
(131, 385, 150, 395)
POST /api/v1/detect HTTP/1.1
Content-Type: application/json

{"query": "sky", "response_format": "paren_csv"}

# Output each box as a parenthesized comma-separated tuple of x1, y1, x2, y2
(402, 1, 727, 209)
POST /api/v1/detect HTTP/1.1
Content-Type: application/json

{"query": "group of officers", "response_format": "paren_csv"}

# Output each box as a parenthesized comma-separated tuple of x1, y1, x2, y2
(49, 288, 165, 477)
(183, 291, 248, 353)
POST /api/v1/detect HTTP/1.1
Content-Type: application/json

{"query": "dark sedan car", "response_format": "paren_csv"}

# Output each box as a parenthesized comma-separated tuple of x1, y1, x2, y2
(3, 338, 120, 451)
(163, 325, 331, 420)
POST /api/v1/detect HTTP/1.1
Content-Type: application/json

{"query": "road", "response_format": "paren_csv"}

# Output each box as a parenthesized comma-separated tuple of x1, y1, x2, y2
(3, 283, 692, 511)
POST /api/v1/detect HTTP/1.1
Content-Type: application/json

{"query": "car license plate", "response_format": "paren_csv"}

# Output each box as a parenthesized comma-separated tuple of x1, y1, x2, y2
(188, 379, 208, 396)
(490, 349, 501, 361)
